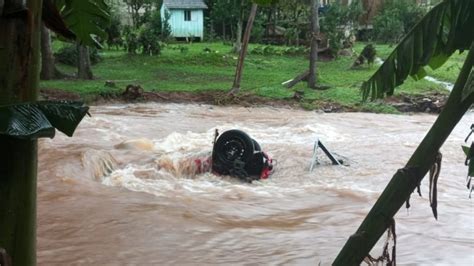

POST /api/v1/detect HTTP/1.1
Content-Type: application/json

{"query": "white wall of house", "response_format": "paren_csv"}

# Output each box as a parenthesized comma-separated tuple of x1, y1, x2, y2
(161, 7, 205, 40)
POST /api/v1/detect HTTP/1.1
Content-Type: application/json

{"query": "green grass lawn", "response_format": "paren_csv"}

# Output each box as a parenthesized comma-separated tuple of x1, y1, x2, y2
(41, 41, 455, 113)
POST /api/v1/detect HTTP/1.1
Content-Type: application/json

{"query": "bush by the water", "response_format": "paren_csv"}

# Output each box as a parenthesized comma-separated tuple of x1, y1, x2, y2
(55, 44, 102, 66)
(372, 0, 426, 43)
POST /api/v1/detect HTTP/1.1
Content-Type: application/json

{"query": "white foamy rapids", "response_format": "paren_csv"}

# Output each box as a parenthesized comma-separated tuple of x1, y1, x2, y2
(100, 161, 294, 198)
(210, 123, 347, 147)
(81, 149, 118, 181)
(38, 104, 474, 265)
(424, 76, 454, 91)
(375, 57, 384, 65)
(153, 131, 215, 153)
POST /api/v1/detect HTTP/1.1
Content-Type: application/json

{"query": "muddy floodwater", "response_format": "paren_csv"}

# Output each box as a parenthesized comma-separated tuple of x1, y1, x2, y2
(38, 103, 474, 265)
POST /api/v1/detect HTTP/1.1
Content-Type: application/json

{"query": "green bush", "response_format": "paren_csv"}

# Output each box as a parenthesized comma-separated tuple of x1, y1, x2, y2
(372, 0, 426, 43)
(105, 12, 123, 49)
(123, 25, 140, 54)
(138, 25, 161, 55)
(320, 1, 363, 56)
(123, 8, 170, 56)
(161, 10, 172, 40)
(250, 16, 266, 43)
(55, 44, 102, 66)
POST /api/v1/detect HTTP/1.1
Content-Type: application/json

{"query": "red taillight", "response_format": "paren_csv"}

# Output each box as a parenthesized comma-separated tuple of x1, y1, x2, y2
(260, 152, 273, 179)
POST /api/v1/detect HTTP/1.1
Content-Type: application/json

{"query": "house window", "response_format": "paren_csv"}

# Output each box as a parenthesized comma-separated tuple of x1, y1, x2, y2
(184, 10, 191, 21)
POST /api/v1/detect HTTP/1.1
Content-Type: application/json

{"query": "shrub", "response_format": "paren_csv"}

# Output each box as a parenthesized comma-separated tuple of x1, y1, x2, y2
(284, 27, 302, 46)
(372, 0, 426, 43)
(352, 44, 377, 68)
(320, 1, 363, 57)
(105, 9, 123, 49)
(123, 25, 140, 54)
(138, 25, 161, 55)
(55, 44, 102, 66)
(161, 10, 172, 40)
(250, 16, 265, 43)
(125, 8, 169, 55)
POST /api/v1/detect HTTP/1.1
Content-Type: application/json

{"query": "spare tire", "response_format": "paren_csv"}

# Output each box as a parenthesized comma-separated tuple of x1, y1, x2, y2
(252, 139, 261, 151)
(212, 130, 255, 170)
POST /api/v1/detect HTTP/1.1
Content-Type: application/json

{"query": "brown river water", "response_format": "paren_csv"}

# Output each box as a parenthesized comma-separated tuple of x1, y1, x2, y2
(37, 103, 473, 265)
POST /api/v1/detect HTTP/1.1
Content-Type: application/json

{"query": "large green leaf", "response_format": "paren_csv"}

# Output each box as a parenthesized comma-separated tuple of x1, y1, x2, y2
(462, 69, 474, 101)
(0, 101, 89, 140)
(463, 144, 474, 176)
(362, 0, 474, 101)
(61, 0, 110, 47)
(463, 145, 470, 156)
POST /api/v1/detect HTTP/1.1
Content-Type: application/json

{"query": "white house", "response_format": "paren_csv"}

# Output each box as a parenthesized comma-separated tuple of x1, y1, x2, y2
(161, 0, 208, 41)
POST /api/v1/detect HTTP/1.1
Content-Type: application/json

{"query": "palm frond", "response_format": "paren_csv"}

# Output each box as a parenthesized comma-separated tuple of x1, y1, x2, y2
(362, 0, 474, 101)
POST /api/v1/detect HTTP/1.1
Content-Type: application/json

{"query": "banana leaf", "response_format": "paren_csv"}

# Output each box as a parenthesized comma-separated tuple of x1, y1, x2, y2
(0, 101, 89, 139)
(362, 0, 474, 101)
(462, 70, 474, 102)
(61, 0, 110, 47)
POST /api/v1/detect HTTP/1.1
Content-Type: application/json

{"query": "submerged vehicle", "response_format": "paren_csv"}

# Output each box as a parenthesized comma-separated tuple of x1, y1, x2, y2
(211, 129, 273, 182)
(170, 129, 340, 181)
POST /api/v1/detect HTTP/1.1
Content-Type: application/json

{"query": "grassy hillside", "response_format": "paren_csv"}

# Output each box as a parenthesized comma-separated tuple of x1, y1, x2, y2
(41, 42, 454, 113)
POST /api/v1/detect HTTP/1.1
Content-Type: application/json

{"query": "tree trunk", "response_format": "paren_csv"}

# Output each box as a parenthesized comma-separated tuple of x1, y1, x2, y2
(230, 4, 258, 94)
(0, 0, 42, 265)
(77, 43, 93, 80)
(308, 0, 319, 88)
(132, 6, 140, 28)
(233, 0, 246, 53)
(40, 24, 66, 80)
(222, 21, 226, 40)
(333, 42, 474, 265)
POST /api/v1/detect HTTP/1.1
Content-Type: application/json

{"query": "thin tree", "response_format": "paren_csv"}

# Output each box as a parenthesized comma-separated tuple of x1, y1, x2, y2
(307, 0, 319, 88)
(230, 3, 258, 94)
(77, 43, 94, 79)
(333, 0, 474, 264)
(123, 0, 152, 28)
(233, 0, 246, 53)
(284, 0, 320, 89)
(40, 24, 67, 80)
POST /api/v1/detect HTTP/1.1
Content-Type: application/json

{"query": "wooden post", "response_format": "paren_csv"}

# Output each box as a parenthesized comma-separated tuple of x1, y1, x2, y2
(307, 0, 319, 88)
(230, 3, 258, 95)
(333, 43, 474, 265)
(0, 0, 43, 265)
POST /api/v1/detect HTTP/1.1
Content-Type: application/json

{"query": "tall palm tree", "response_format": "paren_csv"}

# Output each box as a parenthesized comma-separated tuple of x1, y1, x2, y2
(333, 0, 474, 264)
